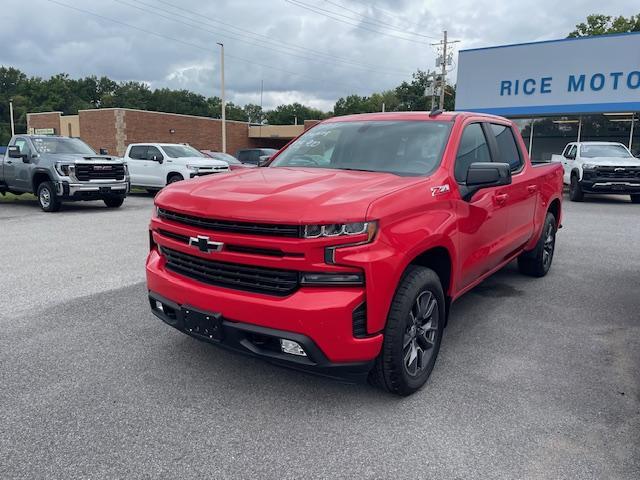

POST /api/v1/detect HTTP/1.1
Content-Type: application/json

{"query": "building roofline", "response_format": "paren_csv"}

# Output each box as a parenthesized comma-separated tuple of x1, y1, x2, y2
(459, 30, 640, 53)
(27, 111, 63, 116)
(77, 107, 250, 125)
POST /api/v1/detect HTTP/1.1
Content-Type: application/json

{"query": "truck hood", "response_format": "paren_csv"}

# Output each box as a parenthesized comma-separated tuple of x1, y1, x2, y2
(156, 167, 424, 223)
(169, 157, 228, 167)
(583, 157, 640, 167)
(42, 153, 124, 164)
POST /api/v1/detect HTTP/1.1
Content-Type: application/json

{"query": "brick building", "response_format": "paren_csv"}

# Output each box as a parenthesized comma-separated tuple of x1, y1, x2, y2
(27, 108, 311, 157)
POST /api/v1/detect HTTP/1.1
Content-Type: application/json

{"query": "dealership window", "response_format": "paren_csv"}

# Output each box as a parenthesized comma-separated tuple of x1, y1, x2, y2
(490, 124, 523, 171)
(454, 123, 491, 182)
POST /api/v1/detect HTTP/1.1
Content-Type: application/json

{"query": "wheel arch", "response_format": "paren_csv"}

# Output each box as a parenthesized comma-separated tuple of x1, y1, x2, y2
(166, 171, 184, 184)
(32, 170, 52, 193)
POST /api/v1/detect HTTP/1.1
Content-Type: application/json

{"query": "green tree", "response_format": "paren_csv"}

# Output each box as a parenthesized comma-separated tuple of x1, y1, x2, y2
(568, 13, 640, 37)
(266, 103, 327, 125)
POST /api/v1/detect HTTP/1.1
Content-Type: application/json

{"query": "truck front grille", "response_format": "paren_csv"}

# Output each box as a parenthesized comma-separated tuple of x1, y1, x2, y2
(160, 247, 300, 296)
(157, 208, 302, 238)
(594, 166, 640, 179)
(75, 164, 126, 181)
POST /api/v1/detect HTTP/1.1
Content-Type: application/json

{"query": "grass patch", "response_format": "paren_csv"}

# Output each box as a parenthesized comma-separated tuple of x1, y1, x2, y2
(0, 192, 37, 202)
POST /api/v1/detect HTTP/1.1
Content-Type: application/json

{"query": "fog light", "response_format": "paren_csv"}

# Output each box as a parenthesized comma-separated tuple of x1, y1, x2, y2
(155, 300, 164, 312)
(280, 339, 307, 356)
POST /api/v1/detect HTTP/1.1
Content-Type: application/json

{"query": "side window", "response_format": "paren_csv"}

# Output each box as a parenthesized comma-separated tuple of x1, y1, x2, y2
(14, 138, 31, 156)
(147, 146, 163, 160)
(454, 123, 492, 183)
(237, 151, 248, 163)
(568, 145, 577, 158)
(491, 124, 523, 172)
(129, 146, 148, 160)
(562, 144, 572, 157)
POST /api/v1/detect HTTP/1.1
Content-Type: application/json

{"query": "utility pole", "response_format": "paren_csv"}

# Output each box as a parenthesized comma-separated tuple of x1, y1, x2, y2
(9, 99, 15, 136)
(431, 31, 460, 110)
(217, 42, 226, 153)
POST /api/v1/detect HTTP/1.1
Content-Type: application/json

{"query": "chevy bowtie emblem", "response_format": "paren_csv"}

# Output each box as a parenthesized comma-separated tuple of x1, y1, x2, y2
(189, 235, 224, 253)
(614, 167, 625, 172)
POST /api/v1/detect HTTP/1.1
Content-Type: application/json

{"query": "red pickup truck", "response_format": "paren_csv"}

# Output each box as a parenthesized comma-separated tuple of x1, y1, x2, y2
(147, 111, 563, 395)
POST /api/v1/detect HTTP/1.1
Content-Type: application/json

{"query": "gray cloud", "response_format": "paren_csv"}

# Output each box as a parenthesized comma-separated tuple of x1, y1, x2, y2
(1, 0, 636, 111)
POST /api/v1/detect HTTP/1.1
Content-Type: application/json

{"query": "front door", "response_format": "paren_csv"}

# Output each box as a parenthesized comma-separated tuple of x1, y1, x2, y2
(454, 122, 512, 291)
(562, 144, 577, 184)
(4, 138, 33, 191)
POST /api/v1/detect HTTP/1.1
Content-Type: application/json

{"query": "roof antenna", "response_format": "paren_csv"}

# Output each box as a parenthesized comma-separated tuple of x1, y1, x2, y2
(429, 108, 445, 117)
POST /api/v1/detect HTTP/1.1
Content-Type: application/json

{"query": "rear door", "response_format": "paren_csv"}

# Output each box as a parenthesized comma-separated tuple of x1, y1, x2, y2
(488, 123, 537, 252)
(127, 145, 155, 186)
(455, 122, 512, 290)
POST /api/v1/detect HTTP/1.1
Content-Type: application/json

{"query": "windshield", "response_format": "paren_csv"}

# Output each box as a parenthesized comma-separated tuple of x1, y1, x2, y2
(209, 152, 240, 164)
(161, 145, 204, 158)
(581, 144, 632, 158)
(32, 137, 96, 155)
(270, 120, 452, 176)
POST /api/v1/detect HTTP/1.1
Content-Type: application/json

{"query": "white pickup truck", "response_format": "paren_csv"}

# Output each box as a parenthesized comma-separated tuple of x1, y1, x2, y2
(551, 141, 640, 203)
(124, 143, 229, 191)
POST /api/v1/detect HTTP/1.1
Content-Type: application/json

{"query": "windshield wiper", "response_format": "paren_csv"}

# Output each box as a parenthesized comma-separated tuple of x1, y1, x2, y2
(336, 167, 378, 173)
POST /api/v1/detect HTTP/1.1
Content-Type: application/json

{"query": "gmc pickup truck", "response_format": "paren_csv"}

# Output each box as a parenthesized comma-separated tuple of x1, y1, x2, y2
(146, 111, 563, 395)
(551, 141, 640, 202)
(0, 135, 129, 212)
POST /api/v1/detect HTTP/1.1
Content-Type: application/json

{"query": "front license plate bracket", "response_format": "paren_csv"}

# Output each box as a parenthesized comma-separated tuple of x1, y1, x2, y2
(183, 308, 223, 340)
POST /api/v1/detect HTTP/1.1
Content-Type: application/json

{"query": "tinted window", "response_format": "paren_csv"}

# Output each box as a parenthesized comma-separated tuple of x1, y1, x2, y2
(31, 137, 95, 155)
(562, 144, 573, 157)
(14, 138, 31, 155)
(568, 145, 577, 158)
(147, 146, 163, 160)
(491, 124, 523, 172)
(271, 121, 453, 176)
(237, 150, 261, 165)
(454, 123, 491, 182)
(129, 146, 148, 160)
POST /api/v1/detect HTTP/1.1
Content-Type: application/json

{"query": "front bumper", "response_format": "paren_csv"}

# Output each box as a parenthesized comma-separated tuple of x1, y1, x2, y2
(580, 179, 640, 194)
(56, 180, 130, 199)
(146, 249, 383, 369)
(148, 291, 375, 381)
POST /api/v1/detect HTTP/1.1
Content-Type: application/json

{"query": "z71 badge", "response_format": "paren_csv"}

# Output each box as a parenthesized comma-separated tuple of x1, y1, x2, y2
(431, 184, 450, 196)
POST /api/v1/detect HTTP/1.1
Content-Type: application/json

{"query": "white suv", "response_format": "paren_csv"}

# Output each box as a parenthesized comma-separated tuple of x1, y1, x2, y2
(125, 143, 229, 190)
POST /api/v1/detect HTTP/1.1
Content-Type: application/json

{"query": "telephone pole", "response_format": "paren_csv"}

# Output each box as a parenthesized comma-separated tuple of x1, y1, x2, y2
(9, 99, 15, 136)
(431, 31, 460, 110)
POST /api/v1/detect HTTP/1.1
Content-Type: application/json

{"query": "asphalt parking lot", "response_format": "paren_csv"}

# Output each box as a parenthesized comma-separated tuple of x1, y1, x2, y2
(1, 193, 638, 479)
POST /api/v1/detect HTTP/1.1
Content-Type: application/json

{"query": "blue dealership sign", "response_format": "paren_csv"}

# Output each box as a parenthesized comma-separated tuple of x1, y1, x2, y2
(455, 32, 640, 115)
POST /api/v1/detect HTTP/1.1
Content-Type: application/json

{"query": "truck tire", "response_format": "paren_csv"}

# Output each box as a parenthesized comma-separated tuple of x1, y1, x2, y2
(630, 194, 640, 204)
(569, 174, 584, 202)
(369, 266, 445, 396)
(517, 212, 557, 277)
(167, 173, 183, 185)
(37, 181, 62, 212)
(103, 196, 125, 208)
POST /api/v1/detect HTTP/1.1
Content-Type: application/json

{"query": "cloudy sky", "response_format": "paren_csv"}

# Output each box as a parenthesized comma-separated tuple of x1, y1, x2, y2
(1, 0, 636, 111)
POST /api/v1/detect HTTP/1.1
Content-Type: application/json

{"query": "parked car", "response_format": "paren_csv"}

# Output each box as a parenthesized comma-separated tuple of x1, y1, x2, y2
(551, 141, 640, 202)
(125, 143, 229, 191)
(201, 151, 257, 170)
(235, 148, 278, 166)
(0, 135, 129, 212)
(146, 111, 563, 396)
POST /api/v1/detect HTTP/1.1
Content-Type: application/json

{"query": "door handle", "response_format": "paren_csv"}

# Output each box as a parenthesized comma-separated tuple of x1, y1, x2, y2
(6, 160, 12, 164)
(494, 193, 509, 205)
(527, 185, 538, 194)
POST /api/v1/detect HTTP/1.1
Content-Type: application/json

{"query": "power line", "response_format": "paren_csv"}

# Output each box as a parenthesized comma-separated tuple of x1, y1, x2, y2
(112, 0, 411, 78)
(323, 0, 437, 39)
(347, 0, 428, 30)
(284, 0, 431, 45)
(43, 0, 359, 90)
(149, 0, 412, 75)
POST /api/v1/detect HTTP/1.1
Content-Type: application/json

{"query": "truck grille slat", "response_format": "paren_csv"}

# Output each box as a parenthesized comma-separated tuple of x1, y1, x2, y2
(75, 164, 126, 181)
(161, 247, 299, 296)
(158, 208, 301, 238)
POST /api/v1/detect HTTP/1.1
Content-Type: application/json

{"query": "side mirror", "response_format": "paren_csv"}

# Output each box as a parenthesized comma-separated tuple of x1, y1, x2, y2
(466, 162, 512, 188)
(99, 148, 109, 155)
(151, 155, 164, 164)
(8, 146, 24, 159)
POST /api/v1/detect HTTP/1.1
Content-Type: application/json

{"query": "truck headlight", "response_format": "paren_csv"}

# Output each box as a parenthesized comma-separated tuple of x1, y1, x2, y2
(186, 165, 200, 172)
(582, 163, 597, 170)
(55, 162, 74, 176)
(303, 221, 377, 241)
